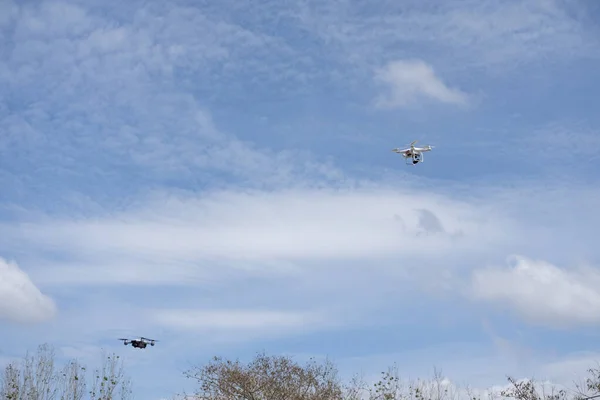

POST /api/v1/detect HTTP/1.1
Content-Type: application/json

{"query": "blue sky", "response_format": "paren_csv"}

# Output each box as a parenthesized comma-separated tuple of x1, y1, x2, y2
(1, 0, 600, 398)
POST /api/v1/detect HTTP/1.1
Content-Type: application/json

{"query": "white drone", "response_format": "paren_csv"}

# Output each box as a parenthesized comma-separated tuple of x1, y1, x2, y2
(392, 140, 434, 165)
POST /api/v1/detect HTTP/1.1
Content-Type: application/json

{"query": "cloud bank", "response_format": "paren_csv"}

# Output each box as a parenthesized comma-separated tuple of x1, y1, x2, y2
(472, 255, 600, 328)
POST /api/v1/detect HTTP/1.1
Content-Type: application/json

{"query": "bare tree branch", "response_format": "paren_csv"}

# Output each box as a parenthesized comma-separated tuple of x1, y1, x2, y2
(183, 352, 344, 400)
(0, 344, 132, 400)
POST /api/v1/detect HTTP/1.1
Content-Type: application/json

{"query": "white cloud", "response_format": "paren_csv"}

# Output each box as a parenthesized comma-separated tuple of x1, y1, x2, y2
(471, 255, 600, 328)
(1, 186, 516, 287)
(375, 59, 469, 108)
(0, 257, 57, 324)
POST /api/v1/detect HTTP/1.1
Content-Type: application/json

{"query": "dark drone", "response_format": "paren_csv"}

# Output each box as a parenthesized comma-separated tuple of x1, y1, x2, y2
(118, 337, 157, 349)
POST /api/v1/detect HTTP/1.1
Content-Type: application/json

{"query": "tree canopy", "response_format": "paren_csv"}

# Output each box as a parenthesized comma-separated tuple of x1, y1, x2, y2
(0, 344, 132, 400)
(3, 344, 600, 400)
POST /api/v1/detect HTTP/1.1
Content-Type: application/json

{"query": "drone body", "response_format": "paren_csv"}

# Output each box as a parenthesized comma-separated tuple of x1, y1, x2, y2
(392, 140, 434, 165)
(118, 337, 157, 349)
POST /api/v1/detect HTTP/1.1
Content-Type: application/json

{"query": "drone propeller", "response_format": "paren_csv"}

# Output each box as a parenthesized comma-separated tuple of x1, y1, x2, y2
(398, 141, 417, 150)
(409, 141, 435, 150)
(392, 140, 434, 155)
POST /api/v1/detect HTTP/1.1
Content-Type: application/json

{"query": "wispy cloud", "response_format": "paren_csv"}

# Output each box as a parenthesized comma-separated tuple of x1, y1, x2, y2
(295, 0, 599, 76)
(0, 0, 343, 211)
(525, 122, 600, 161)
(374, 59, 469, 108)
(1, 186, 520, 289)
(1, 180, 598, 347)
(149, 309, 333, 343)
(0, 257, 57, 324)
